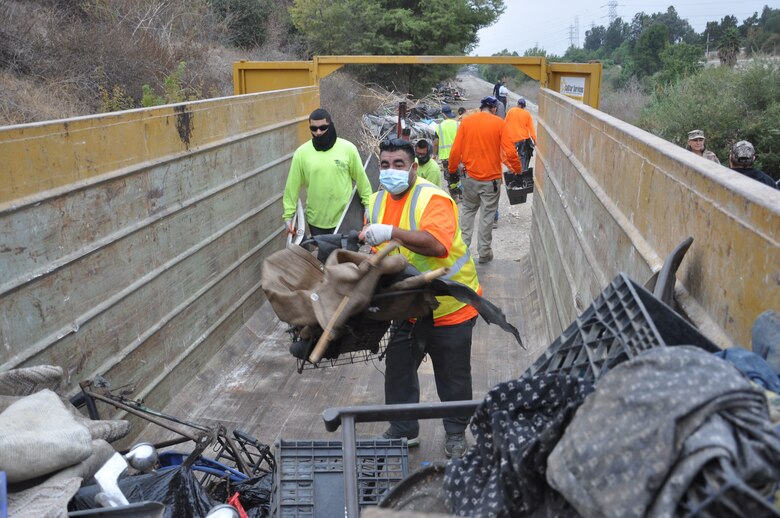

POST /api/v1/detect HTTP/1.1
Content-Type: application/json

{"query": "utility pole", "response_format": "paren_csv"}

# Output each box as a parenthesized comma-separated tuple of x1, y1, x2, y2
(569, 24, 576, 48)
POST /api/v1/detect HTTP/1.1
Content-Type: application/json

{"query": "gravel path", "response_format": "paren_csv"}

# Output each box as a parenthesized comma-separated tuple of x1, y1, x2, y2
(446, 74, 538, 263)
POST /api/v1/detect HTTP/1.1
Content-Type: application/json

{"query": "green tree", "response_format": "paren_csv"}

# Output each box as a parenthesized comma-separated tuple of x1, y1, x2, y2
(584, 25, 606, 51)
(478, 49, 520, 84)
(743, 7, 780, 54)
(652, 6, 695, 44)
(718, 28, 741, 67)
(657, 43, 704, 84)
(523, 46, 551, 58)
(605, 18, 629, 52)
(289, 0, 504, 94)
(633, 23, 668, 76)
(562, 46, 593, 63)
(629, 12, 650, 46)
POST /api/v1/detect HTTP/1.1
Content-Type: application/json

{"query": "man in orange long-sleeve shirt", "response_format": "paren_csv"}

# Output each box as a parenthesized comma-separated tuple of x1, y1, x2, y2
(502, 97, 537, 173)
(448, 96, 522, 263)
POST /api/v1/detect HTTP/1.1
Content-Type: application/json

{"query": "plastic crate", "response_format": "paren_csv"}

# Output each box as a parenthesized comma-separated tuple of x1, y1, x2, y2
(503, 170, 533, 205)
(679, 457, 780, 517)
(530, 273, 719, 381)
(272, 439, 409, 518)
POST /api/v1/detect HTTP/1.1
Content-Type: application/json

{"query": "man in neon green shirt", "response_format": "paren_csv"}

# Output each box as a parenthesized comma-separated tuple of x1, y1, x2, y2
(433, 105, 460, 197)
(283, 108, 372, 235)
(414, 139, 442, 188)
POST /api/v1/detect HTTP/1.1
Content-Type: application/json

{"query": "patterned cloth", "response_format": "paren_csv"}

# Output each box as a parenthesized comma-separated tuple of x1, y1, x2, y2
(443, 374, 594, 517)
(546, 346, 780, 517)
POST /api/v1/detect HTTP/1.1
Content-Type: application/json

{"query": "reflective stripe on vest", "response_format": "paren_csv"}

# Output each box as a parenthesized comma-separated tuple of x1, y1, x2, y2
(368, 178, 479, 319)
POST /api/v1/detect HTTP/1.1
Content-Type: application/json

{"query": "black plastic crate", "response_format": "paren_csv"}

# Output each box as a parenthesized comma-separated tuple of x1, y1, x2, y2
(272, 439, 409, 518)
(530, 273, 719, 381)
(503, 170, 534, 205)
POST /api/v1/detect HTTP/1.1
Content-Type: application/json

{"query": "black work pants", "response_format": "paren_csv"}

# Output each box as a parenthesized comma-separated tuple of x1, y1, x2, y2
(384, 317, 476, 436)
(515, 138, 534, 172)
(308, 224, 336, 236)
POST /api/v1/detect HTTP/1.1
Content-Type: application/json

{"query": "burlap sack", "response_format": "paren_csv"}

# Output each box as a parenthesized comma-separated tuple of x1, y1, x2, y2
(0, 389, 92, 482)
(0, 365, 63, 396)
(261, 244, 325, 326)
(310, 249, 408, 331)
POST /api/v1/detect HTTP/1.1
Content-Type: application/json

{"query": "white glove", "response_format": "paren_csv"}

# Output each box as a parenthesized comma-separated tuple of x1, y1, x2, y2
(360, 224, 393, 246)
(284, 219, 294, 235)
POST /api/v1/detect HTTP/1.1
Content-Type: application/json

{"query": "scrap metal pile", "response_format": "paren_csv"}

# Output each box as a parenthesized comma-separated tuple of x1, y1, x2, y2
(0, 366, 274, 517)
(358, 82, 462, 154)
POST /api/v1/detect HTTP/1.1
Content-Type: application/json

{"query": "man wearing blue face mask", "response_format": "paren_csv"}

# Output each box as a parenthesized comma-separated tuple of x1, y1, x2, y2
(359, 138, 481, 459)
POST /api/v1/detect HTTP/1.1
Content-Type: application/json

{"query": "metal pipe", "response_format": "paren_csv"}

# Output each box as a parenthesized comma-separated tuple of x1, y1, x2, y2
(118, 435, 191, 455)
(341, 414, 359, 518)
(223, 428, 250, 476)
(83, 388, 200, 441)
(323, 400, 481, 432)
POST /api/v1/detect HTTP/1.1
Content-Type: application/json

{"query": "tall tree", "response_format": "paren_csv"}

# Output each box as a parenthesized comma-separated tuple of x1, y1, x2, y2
(289, 0, 505, 93)
(633, 23, 668, 76)
(584, 25, 606, 51)
(651, 6, 695, 44)
(718, 28, 741, 67)
(605, 18, 629, 52)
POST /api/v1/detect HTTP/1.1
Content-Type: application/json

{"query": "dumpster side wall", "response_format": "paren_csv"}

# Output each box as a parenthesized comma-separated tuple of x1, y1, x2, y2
(0, 88, 319, 412)
(532, 88, 780, 348)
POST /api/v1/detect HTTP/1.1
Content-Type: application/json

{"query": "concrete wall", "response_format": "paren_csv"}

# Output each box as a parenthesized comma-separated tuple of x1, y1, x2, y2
(0, 88, 319, 412)
(531, 89, 780, 349)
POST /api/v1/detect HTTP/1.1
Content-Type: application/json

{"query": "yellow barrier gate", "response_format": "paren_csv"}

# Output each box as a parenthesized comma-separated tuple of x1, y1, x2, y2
(233, 55, 602, 109)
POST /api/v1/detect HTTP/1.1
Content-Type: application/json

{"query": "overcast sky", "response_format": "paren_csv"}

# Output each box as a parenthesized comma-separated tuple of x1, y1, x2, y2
(473, 0, 773, 57)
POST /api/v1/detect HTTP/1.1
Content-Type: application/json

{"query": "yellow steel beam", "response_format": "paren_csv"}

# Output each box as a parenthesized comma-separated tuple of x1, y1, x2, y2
(233, 56, 603, 109)
(315, 55, 545, 66)
(232, 60, 316, 95)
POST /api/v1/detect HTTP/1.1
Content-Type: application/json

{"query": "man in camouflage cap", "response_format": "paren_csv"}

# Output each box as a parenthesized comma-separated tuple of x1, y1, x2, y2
(686, 129, 719, 164)
(728, 140, 778, 189)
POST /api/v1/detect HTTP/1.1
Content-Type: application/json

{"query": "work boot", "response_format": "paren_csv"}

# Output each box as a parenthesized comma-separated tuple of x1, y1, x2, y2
(444, 432, 467, 458)
(478, 251, 493, 264)
(382, 428, 420, 447)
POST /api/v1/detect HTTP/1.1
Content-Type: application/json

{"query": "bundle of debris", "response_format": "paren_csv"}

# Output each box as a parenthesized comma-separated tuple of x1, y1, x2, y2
(261, 235, 522, 371)
(358, 83, 455, 152)
(0, 366, 275, 517)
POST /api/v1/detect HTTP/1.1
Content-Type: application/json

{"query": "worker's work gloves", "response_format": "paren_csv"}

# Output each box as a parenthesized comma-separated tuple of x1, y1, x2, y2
(285, 219, 294, 235)
(360, 224, 394, 246)
(447, 172, 462, 197)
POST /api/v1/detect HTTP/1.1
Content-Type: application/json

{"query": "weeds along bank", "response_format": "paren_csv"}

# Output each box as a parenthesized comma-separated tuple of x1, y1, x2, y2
(0, 0, 299, 125)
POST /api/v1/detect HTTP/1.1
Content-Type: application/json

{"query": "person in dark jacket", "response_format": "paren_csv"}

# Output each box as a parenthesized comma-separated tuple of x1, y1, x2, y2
(728, 140, 778, 190)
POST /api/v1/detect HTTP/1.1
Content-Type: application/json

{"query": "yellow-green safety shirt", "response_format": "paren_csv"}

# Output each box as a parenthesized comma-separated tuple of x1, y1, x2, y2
(283, 138, 372, 228)
(435, 118, 459, 160)
(415, 158, 443, 188)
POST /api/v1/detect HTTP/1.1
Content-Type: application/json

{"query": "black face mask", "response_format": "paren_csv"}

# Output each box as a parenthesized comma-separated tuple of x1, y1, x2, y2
(416, 152, 431, 165)
(312, 124, 337, 151)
